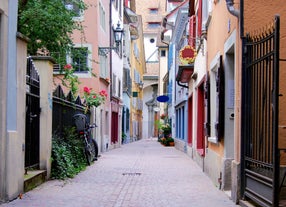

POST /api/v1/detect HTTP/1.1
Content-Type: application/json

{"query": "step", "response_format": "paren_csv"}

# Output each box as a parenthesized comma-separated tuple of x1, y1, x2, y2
(24, 170, 47, 192)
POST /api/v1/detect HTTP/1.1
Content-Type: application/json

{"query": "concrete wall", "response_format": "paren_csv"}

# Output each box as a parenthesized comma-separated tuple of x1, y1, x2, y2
(33, 57, 55, 179)
(0, 1, 28, 202)
(4, 35, 27, 202)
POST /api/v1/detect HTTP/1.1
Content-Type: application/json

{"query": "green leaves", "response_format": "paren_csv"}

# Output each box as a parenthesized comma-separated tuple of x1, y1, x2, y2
(51, 127, 87, 180)
(18, 0, 87, 62)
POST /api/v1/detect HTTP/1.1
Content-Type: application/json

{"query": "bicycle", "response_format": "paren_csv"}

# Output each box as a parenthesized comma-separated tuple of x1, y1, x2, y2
(73, 114, 99, 165)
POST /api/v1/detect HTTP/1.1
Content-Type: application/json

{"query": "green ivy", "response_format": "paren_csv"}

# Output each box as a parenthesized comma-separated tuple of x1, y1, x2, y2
(51, 127, 87, 179)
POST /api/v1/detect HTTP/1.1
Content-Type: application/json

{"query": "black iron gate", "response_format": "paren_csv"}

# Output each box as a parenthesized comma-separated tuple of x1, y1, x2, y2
(25, 57, 41, 169)
(241, 16, 280, 207)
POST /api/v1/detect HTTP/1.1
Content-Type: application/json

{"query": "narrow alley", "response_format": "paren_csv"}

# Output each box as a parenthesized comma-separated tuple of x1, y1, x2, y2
(1, 138, 238, 207)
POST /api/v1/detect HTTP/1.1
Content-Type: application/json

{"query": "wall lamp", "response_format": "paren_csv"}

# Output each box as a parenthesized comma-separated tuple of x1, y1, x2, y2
(98, 22, 124, 56)
(138, 81, 144, 89)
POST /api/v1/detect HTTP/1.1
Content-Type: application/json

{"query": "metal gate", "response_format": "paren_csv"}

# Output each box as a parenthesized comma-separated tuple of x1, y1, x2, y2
(241, 16, 280, 207)
(25, 57, 40, 169)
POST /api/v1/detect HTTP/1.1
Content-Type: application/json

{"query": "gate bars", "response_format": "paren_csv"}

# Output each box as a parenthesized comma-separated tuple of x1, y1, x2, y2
(241, 15, 280, 206)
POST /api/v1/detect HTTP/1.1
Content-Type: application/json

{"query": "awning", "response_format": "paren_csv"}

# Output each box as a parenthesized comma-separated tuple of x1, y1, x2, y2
(176, 64, 194, 83)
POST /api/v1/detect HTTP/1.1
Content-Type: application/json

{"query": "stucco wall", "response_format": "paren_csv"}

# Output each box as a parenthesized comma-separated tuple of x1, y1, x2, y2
(33, 57, 55, 179)
(204, 1, 241, 199)
(244, 0, 286, 156)
(0, 1, 9, 202)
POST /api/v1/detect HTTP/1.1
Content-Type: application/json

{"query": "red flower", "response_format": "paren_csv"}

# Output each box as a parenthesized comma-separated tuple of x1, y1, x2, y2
(64, 64, 72, 70)
(99, 90, 108, 97)
(160, 114, 166, 119)
(83, 87, 90, 94)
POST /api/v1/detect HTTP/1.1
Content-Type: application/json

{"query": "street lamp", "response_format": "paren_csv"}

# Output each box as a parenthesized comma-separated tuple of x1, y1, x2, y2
(98, 22, 124, 56)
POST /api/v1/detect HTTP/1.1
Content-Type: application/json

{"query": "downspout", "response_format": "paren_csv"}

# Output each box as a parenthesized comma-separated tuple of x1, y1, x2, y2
(225, 0, 239, 18)
(109, 1, 113, 102)
(176, 80, 189, 89)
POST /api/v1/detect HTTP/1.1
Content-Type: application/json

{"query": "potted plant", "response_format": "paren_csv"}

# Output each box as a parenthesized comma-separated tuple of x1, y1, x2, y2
(161, 124, 171, 138)
(165, 137, 174, 146)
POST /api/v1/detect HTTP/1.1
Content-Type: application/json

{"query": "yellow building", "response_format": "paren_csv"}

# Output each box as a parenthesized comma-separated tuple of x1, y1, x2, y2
(129, 15, 145, 141)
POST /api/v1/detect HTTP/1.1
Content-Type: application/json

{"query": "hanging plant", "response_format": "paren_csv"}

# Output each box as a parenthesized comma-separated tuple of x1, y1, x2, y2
(83, 87, 108, 112)
(60, 64, 80, 97)
(160, 113, 167, 120)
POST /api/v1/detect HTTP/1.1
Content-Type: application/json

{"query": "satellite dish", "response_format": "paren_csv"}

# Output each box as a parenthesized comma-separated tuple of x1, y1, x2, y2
(156, 95, 169, 102)
(154, 107, 160, 112)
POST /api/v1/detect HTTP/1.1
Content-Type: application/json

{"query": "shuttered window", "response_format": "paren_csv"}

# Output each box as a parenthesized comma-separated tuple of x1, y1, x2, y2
(208, 55, 224, 143)
(197, 83, 205, 156)
(188, 15, 196, 47)
(196, 0, 202, 37)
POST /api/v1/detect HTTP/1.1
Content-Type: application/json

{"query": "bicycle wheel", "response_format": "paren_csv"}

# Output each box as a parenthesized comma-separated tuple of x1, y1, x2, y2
(85, 138, 98, 165)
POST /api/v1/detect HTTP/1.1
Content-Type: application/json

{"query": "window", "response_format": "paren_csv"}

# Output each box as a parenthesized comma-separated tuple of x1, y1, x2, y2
(150, 38, 155, 43)
(133, 43, 139, 59)
(149, 8, 158, 14)
(64, 1, 83, 18)
(148, 23, 161, 29)
(196, 0, 202, 38)
(197, 84, 205, 156)
(202, 0, 212, 31)
(71, 47, 89, 72)
(175, 106, 185, 139)
(99, 55, 108, 78)
(189, 15, 196, 47)
(161, 50, 166, 57)
(208, 55, 224, 143)
(112, 0, 122, 14)
(99, 3, 106, 30)
(112, 74, 116, 96)
(118, 80, 121, 97)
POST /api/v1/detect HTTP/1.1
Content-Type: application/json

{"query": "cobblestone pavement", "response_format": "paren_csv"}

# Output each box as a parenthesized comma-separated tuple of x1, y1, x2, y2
(1, 138, 239, 207)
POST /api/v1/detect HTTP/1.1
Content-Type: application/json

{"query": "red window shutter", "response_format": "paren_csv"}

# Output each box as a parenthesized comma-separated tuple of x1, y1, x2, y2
(188, 15, 196, 47)
(197, 0, 202, 37)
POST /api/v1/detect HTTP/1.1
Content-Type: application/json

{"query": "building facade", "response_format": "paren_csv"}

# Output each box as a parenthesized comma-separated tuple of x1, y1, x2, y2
(0, 1, 28, 202)
(134, 0, 167, 139)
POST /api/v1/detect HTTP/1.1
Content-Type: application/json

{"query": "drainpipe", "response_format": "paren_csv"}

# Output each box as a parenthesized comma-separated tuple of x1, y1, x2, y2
(225, 0, 239, 18)
(109, 1, 113, 102)
(176, 80, 189, 89)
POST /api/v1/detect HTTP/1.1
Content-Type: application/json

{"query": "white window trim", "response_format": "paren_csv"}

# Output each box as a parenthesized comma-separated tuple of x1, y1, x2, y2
(64, 1, 85, 21)
(99, 1, 106, 31)
(202, 0, 212, 31)
(208, 53, 221, 144)
(67, 43, 93, 78)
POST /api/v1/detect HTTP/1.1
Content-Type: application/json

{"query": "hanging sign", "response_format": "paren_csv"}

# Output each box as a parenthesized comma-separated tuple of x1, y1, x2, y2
(157, 95, 169, 102)
(179, 45, 197, 65)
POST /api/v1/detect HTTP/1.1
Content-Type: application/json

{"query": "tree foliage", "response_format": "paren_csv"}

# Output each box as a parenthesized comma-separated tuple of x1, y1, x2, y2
(18, 0, 87, 63)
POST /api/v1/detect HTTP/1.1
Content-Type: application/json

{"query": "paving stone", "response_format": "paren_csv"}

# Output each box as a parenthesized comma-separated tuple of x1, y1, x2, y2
(0, 138, 239, 207)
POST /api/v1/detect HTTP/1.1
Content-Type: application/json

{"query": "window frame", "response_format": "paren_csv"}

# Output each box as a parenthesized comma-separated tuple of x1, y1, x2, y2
(64, 1, 84, 21)
(147, 22, 161, 29)
(66, 44, 92, 77)
(149, 8, 158, 14)
(99, 2, 106, 31)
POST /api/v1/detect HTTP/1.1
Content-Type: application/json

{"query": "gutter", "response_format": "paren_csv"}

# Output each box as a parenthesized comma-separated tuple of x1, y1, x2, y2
(225, 0, 239, 18)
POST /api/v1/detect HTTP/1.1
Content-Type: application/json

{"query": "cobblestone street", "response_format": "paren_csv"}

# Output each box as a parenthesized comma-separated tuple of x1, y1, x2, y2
(1, 138, 239, 207)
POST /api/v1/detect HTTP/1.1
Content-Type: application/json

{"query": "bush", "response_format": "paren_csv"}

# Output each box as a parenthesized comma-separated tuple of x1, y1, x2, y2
(160, 137, 174, 146)
(51, 127, 87, 179)
(161, 124, 171, 137)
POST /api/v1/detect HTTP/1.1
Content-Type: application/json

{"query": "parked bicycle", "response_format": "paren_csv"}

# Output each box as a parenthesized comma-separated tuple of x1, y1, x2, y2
(73, 114, 99, 165)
